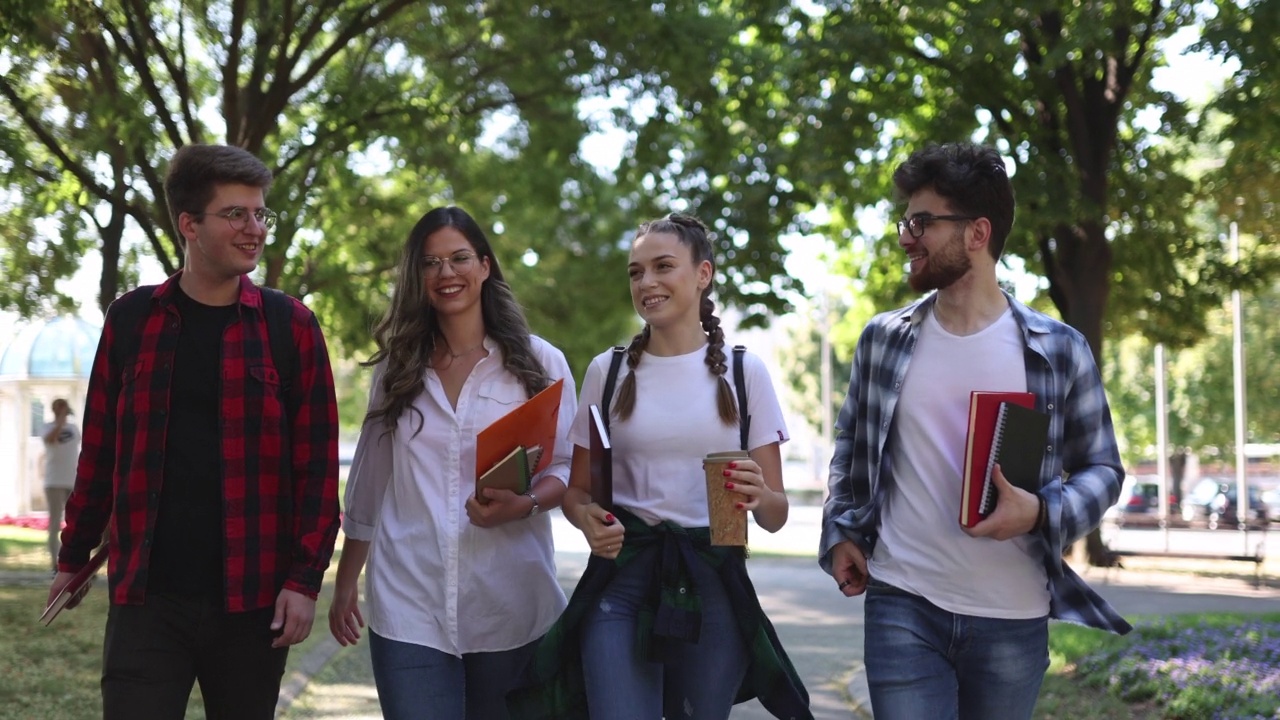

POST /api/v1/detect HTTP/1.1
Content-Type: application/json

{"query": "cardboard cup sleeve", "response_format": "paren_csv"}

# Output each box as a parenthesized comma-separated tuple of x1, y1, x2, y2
(704, 450, 750, 545)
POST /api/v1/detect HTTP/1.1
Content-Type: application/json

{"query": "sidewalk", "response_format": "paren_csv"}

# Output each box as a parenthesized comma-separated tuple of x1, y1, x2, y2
(275, 507, 1280, 719)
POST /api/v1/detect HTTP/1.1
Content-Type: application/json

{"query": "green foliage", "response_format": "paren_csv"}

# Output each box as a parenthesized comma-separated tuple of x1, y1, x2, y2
(1, 0, 802, 381)
(775, 2, 1219, 349)
(778, 297, 854, 436)
(1105, 275, 1280, 466)
(1198, 0, 1280, 249)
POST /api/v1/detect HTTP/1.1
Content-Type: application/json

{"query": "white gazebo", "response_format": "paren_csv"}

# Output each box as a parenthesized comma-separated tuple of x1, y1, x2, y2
(0, 315, 100, 517)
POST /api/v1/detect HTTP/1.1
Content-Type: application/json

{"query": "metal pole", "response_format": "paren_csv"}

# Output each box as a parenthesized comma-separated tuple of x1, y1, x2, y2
(1155, 343, 1169, 550)
(1231, 221, 1249, 547)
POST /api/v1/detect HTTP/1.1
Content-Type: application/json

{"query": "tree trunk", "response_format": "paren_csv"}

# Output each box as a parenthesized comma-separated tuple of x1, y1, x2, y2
(97, 216, 123, 314)
(96, 159, 128, 313)
(1047, 218, 1116, 566)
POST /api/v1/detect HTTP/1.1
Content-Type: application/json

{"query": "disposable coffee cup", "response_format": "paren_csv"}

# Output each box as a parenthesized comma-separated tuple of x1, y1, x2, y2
(703, 450, 750, 546)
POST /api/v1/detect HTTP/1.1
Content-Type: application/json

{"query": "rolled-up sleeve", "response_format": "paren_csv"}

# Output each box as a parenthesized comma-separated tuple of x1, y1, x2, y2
(343, 361, 394, 542)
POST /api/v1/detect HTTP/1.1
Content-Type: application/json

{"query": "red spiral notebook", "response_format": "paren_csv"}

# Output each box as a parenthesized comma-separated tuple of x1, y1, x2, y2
(40, 544, 108, 626)
(958, 391, 1036, 527)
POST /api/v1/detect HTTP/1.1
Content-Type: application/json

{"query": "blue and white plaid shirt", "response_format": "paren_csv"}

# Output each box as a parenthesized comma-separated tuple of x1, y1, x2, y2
(820, 291, 1131, 634)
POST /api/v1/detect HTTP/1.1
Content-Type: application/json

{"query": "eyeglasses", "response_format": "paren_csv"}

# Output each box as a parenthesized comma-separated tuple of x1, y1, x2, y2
(896, 214, 976, 239)
(192, 206, 278, 231)
(422, 251, 478, 277)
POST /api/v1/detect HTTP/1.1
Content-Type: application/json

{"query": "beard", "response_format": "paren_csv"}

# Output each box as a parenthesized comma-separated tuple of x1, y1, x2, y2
(907, 225, 971, 292)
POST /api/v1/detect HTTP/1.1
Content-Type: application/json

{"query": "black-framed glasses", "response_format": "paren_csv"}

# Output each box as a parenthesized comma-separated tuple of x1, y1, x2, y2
(192, 206, 278, 231)
(896, 214, 977, 239)
(421, 251, 478, 277)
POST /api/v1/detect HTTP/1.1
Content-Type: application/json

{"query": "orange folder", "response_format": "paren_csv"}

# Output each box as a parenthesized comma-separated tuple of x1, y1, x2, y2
(475, 378, 564, 479)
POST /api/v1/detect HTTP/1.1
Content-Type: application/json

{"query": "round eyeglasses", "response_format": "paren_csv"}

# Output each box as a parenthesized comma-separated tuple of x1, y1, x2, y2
(421, 251, 478, 277)
(896, 214, 976, 239)
(192, 206, 278, 231)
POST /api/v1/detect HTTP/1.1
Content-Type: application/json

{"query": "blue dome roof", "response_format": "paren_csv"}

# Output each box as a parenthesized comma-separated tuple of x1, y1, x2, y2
(0, 316, 101, 379)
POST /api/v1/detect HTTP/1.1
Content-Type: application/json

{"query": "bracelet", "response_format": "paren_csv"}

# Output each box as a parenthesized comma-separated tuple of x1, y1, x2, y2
(1031, 496, 1047, 534)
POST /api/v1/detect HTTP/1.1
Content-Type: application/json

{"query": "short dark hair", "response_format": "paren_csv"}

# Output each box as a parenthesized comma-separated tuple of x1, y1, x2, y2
(164, 144, 273, 249)
(892, 143, 1015, 259)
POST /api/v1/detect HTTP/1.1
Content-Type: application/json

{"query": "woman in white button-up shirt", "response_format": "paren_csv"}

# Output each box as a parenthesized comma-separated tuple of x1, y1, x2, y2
(327, 206, 576, 720)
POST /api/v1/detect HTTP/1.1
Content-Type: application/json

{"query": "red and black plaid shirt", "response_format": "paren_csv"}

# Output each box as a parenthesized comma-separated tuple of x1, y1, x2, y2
(59, 274, 341, 612)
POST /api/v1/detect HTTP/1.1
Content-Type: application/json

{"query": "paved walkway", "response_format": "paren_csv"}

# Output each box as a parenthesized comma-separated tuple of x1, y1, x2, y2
(272, 507, 1280, 719)
(8, 508, 1276, 718)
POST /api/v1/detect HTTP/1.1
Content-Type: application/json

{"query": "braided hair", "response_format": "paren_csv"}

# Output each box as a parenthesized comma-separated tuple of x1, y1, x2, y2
(612, 213, 740, 426)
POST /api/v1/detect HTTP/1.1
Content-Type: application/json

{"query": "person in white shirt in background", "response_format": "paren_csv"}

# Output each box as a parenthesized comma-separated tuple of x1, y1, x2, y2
(327, 205, 576, 720)
(41, 397, 81, 573)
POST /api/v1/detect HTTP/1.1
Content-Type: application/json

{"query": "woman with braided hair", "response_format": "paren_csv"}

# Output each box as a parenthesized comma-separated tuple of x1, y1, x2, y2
(507, 213, 811, 720)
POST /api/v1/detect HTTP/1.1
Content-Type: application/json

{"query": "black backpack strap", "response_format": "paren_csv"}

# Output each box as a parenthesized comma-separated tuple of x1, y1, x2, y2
(733, 345, 750, 451)
(600, 346, 627, 435)
(106, 286, 160, 370)
(259, 286, 299, 414)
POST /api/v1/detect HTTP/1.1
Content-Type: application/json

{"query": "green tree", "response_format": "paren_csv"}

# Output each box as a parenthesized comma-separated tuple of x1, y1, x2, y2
(1198, 0, 1280, 247)
(0, 0, 800, 379)
(681, 0, 1276, 564)
(1105, 269, 1280, 503)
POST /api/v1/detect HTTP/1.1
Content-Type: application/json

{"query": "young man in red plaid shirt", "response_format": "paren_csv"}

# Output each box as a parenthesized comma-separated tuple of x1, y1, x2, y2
(49, 144, 341, 720)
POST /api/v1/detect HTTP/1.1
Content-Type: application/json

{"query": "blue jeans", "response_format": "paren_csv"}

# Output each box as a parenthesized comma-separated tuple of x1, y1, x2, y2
(863, 579, 1049, 720)
(369, 631, 536, 720)
(580, 554, 749, 720)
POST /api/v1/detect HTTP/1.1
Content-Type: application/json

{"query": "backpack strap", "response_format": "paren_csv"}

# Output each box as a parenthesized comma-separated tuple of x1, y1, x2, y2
(600, 346, 627, 436)
(733, 345, 750, 451)
(106, 286, 160, 370)
(259, 286, 298, 409)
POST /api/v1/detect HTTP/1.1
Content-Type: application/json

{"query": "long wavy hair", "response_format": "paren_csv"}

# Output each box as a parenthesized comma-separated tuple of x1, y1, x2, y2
(364, 206, 550, 436)
(612, 212, 739, 426)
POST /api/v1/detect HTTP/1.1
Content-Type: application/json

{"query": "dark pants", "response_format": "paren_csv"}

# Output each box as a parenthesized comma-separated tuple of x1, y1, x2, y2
(102, 594, 289, 720)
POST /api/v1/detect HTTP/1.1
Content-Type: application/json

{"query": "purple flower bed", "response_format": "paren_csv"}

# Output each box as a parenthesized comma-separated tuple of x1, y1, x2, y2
(1076, 618, 1280, 719)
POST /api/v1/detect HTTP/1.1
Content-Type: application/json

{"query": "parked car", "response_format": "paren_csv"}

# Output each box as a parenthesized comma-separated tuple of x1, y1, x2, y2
(1263, 488, 1280, 525)
(1180, 479, 1269, 529)
(1105, 476, 1178, 528)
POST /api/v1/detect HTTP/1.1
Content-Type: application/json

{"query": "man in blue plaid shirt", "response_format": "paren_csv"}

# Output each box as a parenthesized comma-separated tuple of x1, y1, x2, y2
(820, 142, 1131, 720)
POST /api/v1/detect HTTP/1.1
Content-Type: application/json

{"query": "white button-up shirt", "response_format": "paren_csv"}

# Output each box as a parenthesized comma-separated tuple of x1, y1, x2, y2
(343, 335, 574, 654)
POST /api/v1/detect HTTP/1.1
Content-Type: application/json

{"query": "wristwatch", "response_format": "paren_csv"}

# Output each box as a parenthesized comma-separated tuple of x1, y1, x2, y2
(524, 490, 540, 518)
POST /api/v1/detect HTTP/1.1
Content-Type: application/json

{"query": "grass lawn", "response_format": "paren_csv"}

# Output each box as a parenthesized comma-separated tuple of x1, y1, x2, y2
(0, 525, 342, 720)
(0, 525, 53, 572)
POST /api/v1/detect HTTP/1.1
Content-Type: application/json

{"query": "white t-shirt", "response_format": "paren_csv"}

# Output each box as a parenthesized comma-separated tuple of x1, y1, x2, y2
(870, 309, 1050, 618)
(342, 335, 574, 655)
(570, 343, 789, 527)
(42, 421, 81, 489)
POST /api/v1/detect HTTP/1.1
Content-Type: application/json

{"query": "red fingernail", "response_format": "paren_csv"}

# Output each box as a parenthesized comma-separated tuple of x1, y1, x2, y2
(735, 502, 745, 510)
(605, 514, 615, 523)
(724, 482, 735, 489)
(722, 469, 732, 476)
(727, 462, 738, 469)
